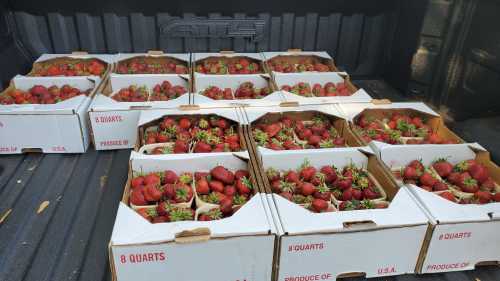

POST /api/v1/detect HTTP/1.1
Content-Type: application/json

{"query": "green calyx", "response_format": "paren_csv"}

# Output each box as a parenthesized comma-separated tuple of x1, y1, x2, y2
(170, 208, 193, 222)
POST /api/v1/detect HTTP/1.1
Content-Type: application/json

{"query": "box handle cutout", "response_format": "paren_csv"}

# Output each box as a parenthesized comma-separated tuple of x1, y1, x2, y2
(175, 227, 211, 244)
(129, 105, 152, 110)
(179, 104, 200, 111)
(147, 50, 164, 55)
(220, 50, 235, 54)
(337, 272, 366, 279)
(475, 261, 499, 267)
(342, 220, 376, 229)
(71, 51, 88, 55)
(279, 101, 299, 107)
(371, 99, 392, 105)
(21, 148, 43, 153)
(287, 49, 302, 52)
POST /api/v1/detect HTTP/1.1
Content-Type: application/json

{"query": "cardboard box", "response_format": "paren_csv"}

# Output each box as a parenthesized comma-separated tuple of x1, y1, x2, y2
(192, 73, 285, 107)
(29, 52, 113, 84)
(192, 52, 266, 75)
(378, 143, 500, 274)
(109, 152, 276, 281)
(273, 72, 371, 105)
(88, 74, 191, 150)
(257, 148, 429, 279)
(262, 50, 339, 74)
(113, 51, 190, 75)
(243, 104, 362, 153)
(0, 75, 99, 153)
(338, 101, 464, 156)
(135, 107, 247, 156)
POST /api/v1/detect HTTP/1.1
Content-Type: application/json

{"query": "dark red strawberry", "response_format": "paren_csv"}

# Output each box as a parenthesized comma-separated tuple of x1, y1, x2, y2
(408, 160, 424, 172)
(220, 197, 233, 215)
(403, 166, 420, 180)
(320, 165, 337, 183)
(211, 166, 235, 184)
(235, 177, 253, 195)
(447, 172, 461, 185)
(265, 123, 281, 138)
(474, 191, 492, 204)
(342, 188, 353, 201)
(194, 141, 212, 153)
(460, 178, 479, 193)
(266, 168, 280, 182)
(163, 184, 176, 199)
(300, 166, 317, 181)
(362, 187, 380, 199)
(469, 164, 489, 183)
(352, 188, 363, 200)
(209, 180, 225, 193)
(195, 172, 209, 180)
(224, 185, 237, 197)
(311, 198, 328, 213)
(433, 181, 449, 192)
(420, 173, 437, 187)
(494, 193, 500, 202)
(285, 170, 300, 183)
(173, 184, 193, 203)
(173, 140, 189, 153)
(336, 177, 352, 190)
(144, 173, 161, 186)
(131, 176, 144, 189)
(481, 178, 496, 192)
(439, 191, 456, 202)
(235, 170, 249, 180)
(301, 182, 316, 196)
(432, 159, 453, 178)
(196, 178, 210, 195)
(130, 189, 147, 205)
(145, 184, 162, 202)
(280, 192, 293, 201)
(163, 170, 178, 184)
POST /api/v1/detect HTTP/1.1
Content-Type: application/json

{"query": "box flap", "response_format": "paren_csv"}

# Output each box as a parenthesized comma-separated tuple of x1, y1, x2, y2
(338, 102, 439, 121)
(109, 73, 190, 91)
(115, 53, 190, 63)
(262, 51, 332, 60)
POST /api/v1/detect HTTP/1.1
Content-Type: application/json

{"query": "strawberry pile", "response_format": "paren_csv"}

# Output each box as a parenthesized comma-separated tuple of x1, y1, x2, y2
(149, 81, 187, 101)
(143, 115, 241, 154)
(400, 159, 500, 204)
(32, 59, 106, 76)
(266, 160, 388, 212)
(111, 85, 148, 102)
(129, 167, 253, 223)
(116, 57, 188, 74)
(252, 114, 346, 150)
(354, 112, 459, 145)
(0, 85, 90, 105)
(281, 82, 351, 97)
(267, 58, 332, 73)
(195, 58, 261, 74)
(195, 166, 253, 220)
(201, 82, 272, 100)
(200, 86, 233, 100)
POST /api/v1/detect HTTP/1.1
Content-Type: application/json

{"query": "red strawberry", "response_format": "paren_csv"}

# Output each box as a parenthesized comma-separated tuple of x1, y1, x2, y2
(481, 178, 496, 192)
(279, 192, 293, 201)
(145, 184, 162, 202)
(301, 182, 316, 196)
(320, 166, 337, 183)
(266, 168, 280, 182)
(131, 176, 144, 189)
(469, 164, 489, 183)
(235, 177, 253, 195)
(352, 188, 363, 200)
(362, 187, 380, 199)
(408, 160, 424, 172)
(336, 178, 352, 190)
(420, 185, 433, 192)
(420, 173, 437, 187)
(447, 172, 461, 185)
(224, 185, 237, 197)
(311, 199, 328, 212)
(475, 191, 492, 204)
(300, 166, 317, 181)
(493, 193, 500, 202)
(307, 135, 321, 146)
(433, 181, 449, 192)
(220, 197, 233, 215)
(174, 184, 193, 203)
(271, 180, 282, 193)
(194, 141, 212, 153)
(285, 171, 300, 183)
(163, 184, 176, 199)
(235, 170, 249, 180)
(196, 178, 210, 195)
(195, 172, 209, 180)
(144, 173, 161, 186)
(432, 159, 453, 178)
(211, 166, 235, 184)
(403, 166, 420, 180)
(439, 191, 456, 202)
(173, 140, 189, 153)
(163, 170, 178, 184)
(130, 189, 147, 205)
(342, 188, 353, 201)
(178, 118, 191, 130)
(265, 123, 281, 138)
(209, 180, 225, 193)
(460, 178, 479, 193)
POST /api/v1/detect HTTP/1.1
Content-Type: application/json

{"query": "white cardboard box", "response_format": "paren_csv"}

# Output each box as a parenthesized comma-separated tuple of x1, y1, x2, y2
(378, 143, 500, 273)
(109, 152, 276, 281)
(338, 101, 464, 156)
(31, 53, 114, 84)
(243, 104, 362, 153)
(258, 148, 429, 279)
(0, 75, 98, 153)
(88, 74, 191, 150)
(273, 72, 372, 105)
(192, 73, 285, 107)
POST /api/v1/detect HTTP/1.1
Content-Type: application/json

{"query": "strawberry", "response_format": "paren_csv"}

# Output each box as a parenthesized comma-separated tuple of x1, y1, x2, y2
(460, 178, 479, 193)
(403, 166, 420, 180)
(301, 182, 316, 196)
(235, 177, 253, 194)
(419, 173, 437, 187)
(163, 170, 178, 184)
(352, 188, 363, 200)
(280, 192, 293, 201)
(469, 164, 489, 183)
(144, 173, 161, 186)
(131, 176, 144, 189)
(199, 208, 223, 221)
(173, 140, 189, 153)
(195, 172, 209, 180)
(474, 191, 492, 204)
(194, 141, 212, 153)
(163, 184, 176, 199)
(307, 135, 321, 146)
(420, 185, 433, 192)
(224, 185, 237, 197)
(362, 187, 380, 199)
(313, 184, 331, 201)
(432, 159, 453, 178)
(447, 172, 461, 185)
(265, 123, 281, 138)
(196, 178, 210, 195)
(300, 163, 317, 181)
(480, 178, 496, 192)
(173, 184, 193, 203)
(211, 166, 235, 184)
(342, 188, 353, 201)
(408, 160, 425, 172)
(336, 177, 352, 190)
(311, 199, 328, 213)
(220, 197, 233, 215)
(433, 181, 449, 192)
(144, 184, 162, 202)
(320, 166, 337, 183)
(178, 118, 191, 130)
(494, 193, 500, 202)
(209, 180, 225, 193)
(285, 170, 300, 183)
(439, 191, 456, 202)
(266, 168, 280, 182)
(130, 189, 147, 205)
